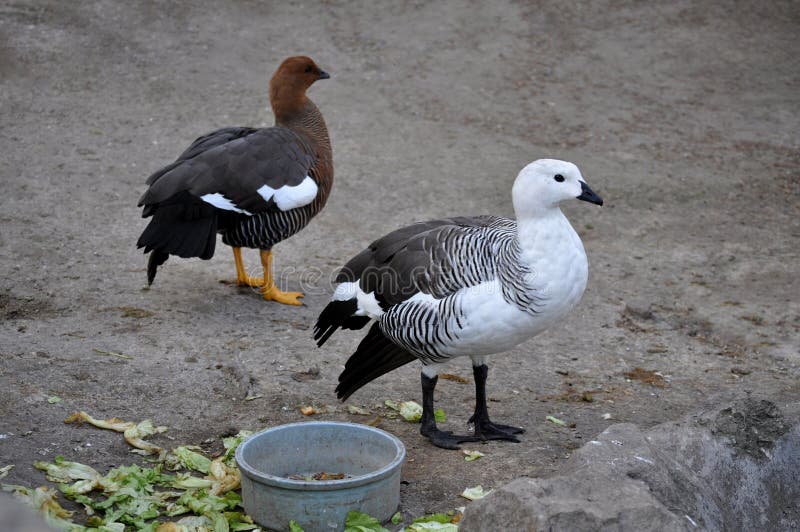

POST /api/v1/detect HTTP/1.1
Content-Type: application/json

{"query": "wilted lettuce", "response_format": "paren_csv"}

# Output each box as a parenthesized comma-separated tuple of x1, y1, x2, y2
(64, 412, 167, 455)
(460, 485, 491, 500)
(171, 447, 212, 474)
(344, 510, 389, 532)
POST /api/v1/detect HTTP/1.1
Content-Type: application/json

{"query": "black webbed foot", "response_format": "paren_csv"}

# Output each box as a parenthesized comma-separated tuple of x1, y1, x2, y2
(469, 416, 525, 442)
(421, 427, 481, 450)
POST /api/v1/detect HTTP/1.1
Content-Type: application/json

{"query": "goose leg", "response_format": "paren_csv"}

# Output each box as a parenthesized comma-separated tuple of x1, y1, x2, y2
(468, 363, 525, 441)
(230, 247, 264, 287)
(258, 250, 304, 305)
(420, 372, 480, 450)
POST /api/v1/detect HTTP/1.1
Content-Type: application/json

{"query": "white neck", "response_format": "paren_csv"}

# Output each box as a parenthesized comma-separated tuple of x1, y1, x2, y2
(516, 206, 567, 239)
(515, 207, 580, 262)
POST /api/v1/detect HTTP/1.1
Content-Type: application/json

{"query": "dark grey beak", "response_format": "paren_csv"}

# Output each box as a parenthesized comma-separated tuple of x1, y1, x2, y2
(577, 181, 603, 206)
(318, 70, 330, 80)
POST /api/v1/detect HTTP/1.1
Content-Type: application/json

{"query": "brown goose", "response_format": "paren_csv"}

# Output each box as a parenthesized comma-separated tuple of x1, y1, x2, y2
(137, 56, 332, 305)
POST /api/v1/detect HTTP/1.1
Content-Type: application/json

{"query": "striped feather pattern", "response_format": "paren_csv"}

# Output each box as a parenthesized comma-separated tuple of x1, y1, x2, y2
(317, 215, 545, 363)
(220, 165, 328, 249)
(221, 202, 313, 249)
(342, 215, 542, 313)
(380, 292, 466, 364)
(417, 216, 542, 314)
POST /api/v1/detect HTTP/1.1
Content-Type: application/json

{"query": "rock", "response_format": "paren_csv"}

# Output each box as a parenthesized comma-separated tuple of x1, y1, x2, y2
(0, 495, 55, 532)
(623, 301, 655, 321)
(459, 473, 688, 531)
(460, 397, 800, 531)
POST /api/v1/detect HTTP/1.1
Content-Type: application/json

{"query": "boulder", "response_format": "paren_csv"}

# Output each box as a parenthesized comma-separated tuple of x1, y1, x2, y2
(460, 397, 799, 531)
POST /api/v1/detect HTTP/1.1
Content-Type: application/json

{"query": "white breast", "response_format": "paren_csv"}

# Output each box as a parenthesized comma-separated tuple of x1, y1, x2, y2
(435, 213, 589, 358)
(444, 280, 540, 355)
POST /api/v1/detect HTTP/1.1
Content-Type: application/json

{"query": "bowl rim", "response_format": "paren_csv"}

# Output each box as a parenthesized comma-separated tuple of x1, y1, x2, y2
(235, 421, 406, 491)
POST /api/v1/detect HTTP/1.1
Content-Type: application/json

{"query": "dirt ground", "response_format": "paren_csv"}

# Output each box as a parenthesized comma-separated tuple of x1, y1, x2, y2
(1, 0, 798, 527)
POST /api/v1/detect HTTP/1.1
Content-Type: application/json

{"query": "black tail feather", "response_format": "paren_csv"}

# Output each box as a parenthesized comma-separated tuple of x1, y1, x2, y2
(137, 192, 218, 285)
(335, 322, 416, 401)
(313, 299, 370, 347)
(147, 250, 169, 285)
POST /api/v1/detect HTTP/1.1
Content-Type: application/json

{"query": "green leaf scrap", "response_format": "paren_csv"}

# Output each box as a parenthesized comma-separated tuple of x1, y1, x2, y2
(406, 522, 458, 531)
(226, 511, 259, 531)
(384, 400, 400, 411)
(462, 450, 484, 462)
(461, 485, 491, 501)
(34, 456, 117, 496)
(344, 509, 389, 532)
(399, 401, 423, 422)
(412, 513, 451, 524)
(222, 431, 253, 462)
(172, 446, 212, 474)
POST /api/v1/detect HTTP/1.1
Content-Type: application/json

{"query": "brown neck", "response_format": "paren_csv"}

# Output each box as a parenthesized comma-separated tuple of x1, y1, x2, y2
(270, 86, 331, 152)
(279, 99, 331, 153)
(270, 91, 333, 209)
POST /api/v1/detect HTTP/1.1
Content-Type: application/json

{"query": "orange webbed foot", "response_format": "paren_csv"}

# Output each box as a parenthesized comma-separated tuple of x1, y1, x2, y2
(260, 287, 304, 305)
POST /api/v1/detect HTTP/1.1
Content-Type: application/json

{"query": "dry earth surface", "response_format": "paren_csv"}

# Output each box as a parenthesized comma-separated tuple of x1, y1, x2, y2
(1, 0, 798, 528)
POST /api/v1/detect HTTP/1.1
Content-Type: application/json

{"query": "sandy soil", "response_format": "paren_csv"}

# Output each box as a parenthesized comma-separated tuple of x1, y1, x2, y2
(1, 0, 798, 525)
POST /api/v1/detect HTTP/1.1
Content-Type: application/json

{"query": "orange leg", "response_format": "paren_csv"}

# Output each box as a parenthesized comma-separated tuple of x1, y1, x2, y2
(231, 247, 264, 287)
(258, 250, 304, 305)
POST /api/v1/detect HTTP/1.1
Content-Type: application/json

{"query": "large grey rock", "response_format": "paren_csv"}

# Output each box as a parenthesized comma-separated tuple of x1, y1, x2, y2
(459, 471, 688, 531)
(460, 398, 799, 531)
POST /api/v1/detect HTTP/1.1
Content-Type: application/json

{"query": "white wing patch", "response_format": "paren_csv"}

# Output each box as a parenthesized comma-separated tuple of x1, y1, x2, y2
(200, 193, 252, 215)
(332, 281, 384, 319)
(333, 281, 359, 301)
(257, 176, 318, 211)
(356, 289, 384, 318)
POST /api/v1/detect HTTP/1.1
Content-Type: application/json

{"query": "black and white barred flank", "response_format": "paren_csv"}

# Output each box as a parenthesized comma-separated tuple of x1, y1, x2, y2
(221, 195, 318, 249)
(314, 214, 545, 398)
(336, 215, 543, 312)
(379, 291, 466, 364)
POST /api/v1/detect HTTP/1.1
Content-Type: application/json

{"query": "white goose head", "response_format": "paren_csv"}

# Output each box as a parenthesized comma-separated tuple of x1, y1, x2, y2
(511, 159, 603, 218)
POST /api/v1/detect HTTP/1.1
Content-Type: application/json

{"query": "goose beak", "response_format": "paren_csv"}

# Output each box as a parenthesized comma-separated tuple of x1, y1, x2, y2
(318, 70, 330, 80)
(577, 181, 603, 206)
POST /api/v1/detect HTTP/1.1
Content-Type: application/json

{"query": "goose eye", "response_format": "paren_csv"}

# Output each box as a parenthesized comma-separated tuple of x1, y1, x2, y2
(554, 174, 565, 182)
(304, 65, 313, 73)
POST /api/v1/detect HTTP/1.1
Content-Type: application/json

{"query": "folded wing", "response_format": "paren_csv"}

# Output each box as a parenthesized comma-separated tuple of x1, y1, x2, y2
(139, 126, 318, 215)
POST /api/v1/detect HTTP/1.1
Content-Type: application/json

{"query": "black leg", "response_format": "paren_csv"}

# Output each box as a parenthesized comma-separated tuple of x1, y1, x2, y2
(420, 373, 480, 450)
(467, 364, 525, 441)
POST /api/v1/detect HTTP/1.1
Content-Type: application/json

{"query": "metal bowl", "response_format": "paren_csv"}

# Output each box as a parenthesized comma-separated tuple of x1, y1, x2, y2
(235, 421, 406, 531)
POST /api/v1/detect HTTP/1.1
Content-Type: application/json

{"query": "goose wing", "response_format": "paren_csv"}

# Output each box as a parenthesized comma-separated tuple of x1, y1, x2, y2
(339, 215, 516, 307)
(139, 126, 318, 214)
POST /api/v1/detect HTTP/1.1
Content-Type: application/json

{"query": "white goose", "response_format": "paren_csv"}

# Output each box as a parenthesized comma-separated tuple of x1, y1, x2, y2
(314, 159, 603, 449)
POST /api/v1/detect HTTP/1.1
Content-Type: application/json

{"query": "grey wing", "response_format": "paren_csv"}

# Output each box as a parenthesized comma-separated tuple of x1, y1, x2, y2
(138, 127, 317, 214)
(338, 215, 516, 307)
(144, 127, 259, 186)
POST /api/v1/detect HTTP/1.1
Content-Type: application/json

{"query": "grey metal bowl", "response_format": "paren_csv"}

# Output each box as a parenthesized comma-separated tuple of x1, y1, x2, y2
(235, 421, 406, 531)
